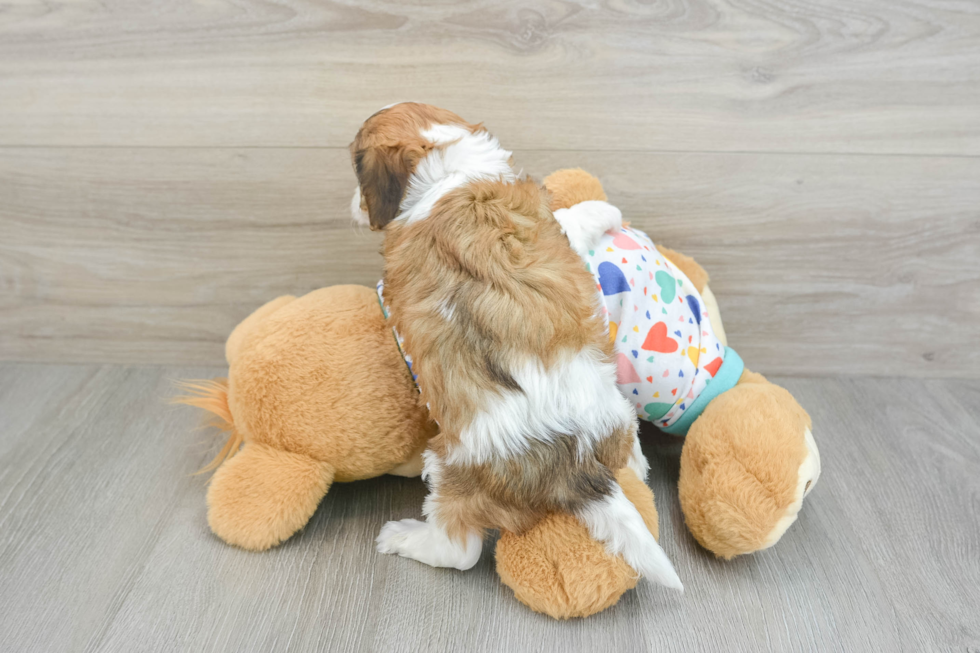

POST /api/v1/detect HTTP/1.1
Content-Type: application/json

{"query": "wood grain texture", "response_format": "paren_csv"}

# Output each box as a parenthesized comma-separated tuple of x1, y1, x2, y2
(1, 0, 979, 372)
(0, 0, 979, 153)
(2, 147, 978, 376)
(0, 363, 977, 651)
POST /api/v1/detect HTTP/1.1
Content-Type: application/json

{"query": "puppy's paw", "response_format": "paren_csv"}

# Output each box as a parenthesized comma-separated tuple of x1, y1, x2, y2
(376, 518, 426, 556)
(554, 200, 623, 258)
(376, 519, 483, 570)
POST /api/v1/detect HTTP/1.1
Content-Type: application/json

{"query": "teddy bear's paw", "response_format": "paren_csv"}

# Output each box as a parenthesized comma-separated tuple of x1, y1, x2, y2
(376, 519, 482, 570)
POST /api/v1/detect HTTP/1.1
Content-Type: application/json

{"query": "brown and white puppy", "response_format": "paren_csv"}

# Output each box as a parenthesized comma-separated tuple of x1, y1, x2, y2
(350, 103, 681, 590)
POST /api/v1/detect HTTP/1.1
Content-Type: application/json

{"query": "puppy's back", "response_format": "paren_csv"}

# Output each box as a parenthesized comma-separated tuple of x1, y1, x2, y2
(382, 177, 614, 435)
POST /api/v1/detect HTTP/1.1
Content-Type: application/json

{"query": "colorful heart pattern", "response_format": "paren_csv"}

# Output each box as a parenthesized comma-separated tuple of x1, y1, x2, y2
(641, 321, 678, 353)
(597, 261, 630, 296)
(588, 226, 725, 428)
(612, 232, 642, 250)
(655, 270, 676, 304)
(616, 353, 642, 384)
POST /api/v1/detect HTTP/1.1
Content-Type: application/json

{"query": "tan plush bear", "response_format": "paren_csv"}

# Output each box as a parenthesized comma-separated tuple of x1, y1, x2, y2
(177, 284, 658, 620)
(177, 285, 437, 551)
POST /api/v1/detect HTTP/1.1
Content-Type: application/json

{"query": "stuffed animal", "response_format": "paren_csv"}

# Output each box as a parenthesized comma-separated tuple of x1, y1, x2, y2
(179, 170, 822, 619)
(176, 285, 437, 551)
(177, 284, 659, 619)
(541, 168, 822, 559)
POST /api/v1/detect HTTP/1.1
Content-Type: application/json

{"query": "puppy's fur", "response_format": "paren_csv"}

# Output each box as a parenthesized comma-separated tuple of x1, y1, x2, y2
(350, 103, 681, 590)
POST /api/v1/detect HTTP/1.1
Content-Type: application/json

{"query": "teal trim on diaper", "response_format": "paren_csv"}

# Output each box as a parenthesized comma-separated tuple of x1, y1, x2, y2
(660, 348, 744, 436)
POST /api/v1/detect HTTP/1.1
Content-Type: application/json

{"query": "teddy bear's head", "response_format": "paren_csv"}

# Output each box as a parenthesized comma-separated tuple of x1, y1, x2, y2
(678, 370, 820, 559)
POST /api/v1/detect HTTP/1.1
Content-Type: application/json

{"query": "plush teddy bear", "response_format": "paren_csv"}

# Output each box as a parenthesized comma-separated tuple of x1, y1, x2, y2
(178, 283, 660, 617)
(179, 170, 822, 619)
(540, 168, 822, 559)
(177, 285, 437, 551)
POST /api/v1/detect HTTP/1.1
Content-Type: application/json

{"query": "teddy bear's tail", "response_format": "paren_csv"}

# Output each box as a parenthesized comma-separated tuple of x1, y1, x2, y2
(172, 378, 243, 475)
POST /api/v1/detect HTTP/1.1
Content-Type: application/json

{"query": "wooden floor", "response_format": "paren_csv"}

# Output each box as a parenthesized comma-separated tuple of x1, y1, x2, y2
(0, 362, 977, 652)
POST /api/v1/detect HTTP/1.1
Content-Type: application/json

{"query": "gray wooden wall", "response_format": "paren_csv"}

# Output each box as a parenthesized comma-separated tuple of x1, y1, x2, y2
(1, 0, 978, 377)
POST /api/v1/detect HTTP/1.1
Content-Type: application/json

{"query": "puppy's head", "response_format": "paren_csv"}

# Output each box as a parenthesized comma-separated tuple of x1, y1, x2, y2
(349, 102, 479, 230)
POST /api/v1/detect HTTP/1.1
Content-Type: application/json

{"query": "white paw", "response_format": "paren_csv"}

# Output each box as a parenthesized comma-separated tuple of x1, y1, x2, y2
(376, 518, 426, 556)
(375, 519, 483, 570)
(554, 200, 623, 259)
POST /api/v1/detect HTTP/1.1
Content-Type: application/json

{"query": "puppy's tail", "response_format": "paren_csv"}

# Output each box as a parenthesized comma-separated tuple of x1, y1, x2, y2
(576, 481, 684, 592)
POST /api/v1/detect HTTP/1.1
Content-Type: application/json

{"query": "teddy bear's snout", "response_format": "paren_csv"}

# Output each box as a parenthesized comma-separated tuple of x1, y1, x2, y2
(802, 427, 821, 499)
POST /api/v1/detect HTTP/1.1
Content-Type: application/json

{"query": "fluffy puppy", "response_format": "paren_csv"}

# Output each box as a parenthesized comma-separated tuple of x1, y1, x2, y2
(349, 103, 682, 590)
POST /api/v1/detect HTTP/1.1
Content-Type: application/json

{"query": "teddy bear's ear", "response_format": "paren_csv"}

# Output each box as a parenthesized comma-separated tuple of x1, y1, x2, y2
(737, 368, 769, 385)
(542, 168, 607, 211)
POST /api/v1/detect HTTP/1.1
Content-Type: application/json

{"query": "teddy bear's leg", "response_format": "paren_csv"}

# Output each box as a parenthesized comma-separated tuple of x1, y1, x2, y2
(495, 468, 659, 619)
(207, 442, 334, 551)
(385, 443, 426, 478)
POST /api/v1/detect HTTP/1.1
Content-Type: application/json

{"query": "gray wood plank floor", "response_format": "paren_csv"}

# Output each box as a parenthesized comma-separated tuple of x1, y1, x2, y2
(0, 363, 977, 652)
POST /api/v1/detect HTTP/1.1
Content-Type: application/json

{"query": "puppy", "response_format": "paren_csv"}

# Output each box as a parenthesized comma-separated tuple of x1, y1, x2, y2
(349, 103, 682, 590)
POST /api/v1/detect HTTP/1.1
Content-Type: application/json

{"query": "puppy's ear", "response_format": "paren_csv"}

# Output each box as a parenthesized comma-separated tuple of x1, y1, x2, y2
(351, 144, 418, 230)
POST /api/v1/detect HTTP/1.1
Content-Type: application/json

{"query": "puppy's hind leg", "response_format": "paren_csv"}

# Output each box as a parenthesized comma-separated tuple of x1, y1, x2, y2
(626, 427, 650, 483)
(376, 518, 482, 570)
(376, 452, 483, 570)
